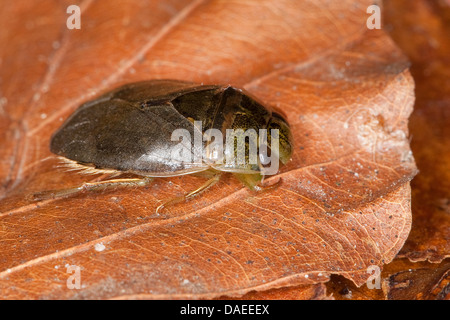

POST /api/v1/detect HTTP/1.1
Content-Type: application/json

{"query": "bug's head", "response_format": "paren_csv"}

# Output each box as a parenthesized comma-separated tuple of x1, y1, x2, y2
(263, 112, 293, 170)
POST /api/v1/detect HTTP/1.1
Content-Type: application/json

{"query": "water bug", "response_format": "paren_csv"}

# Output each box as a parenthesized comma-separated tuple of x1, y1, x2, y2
(34, 80, 293, 212)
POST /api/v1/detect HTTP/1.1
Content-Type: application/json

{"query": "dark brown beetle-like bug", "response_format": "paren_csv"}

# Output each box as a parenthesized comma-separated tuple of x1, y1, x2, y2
(36, 80, 293, 211)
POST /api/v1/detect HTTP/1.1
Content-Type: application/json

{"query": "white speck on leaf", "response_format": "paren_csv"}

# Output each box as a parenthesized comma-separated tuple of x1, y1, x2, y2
(95, 243, 106, 252)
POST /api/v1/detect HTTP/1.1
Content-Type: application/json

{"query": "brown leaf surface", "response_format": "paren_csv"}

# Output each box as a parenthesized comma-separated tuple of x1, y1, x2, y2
(0, 0, 416, 299)
(384, 0, 450, 263)
(220, 283, 330, 300)
(326, 258, 450, 300)
(383, 259, 450, 300)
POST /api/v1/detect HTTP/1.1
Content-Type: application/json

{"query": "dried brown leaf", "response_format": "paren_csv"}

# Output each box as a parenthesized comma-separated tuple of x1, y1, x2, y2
(326, 258, 450, 300)
(0, 0, 416, 299)
(384, 0, 450, 263)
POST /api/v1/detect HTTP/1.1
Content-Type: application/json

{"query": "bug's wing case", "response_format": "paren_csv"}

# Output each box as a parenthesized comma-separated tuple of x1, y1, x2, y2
(50, 80, 216, 175)
(104, 80, 219, 104)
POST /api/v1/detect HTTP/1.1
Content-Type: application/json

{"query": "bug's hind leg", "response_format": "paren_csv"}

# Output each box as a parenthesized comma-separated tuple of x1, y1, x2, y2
(31, 177, 153, 201)
(156, 172, 222, 214)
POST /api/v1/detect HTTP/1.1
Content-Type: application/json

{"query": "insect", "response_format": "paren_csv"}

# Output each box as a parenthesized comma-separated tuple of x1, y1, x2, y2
(34, 80, 293, 212)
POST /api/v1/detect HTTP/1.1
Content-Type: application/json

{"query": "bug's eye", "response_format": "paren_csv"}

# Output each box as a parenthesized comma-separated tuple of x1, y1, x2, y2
(267, 115, 293, 165)
(259, 149, 271, 166)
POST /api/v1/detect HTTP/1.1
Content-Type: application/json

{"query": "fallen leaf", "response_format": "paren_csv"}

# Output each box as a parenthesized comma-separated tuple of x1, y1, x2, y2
(326, 258, 450, 300)
(384, 259, 450, 300)
(324, 0, 450, 300)
(0, 0, 416, 299)
(219, 283, 330, 300)
(384, 0, 450, 263)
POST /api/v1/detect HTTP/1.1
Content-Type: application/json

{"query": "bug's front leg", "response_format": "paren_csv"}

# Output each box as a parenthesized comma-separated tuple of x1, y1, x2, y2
(156, 172, 222, 214)
(233, 173, 282, 192)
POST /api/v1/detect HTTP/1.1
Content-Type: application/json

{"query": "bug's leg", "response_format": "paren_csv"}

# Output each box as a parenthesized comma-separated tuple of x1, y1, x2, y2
(156, 173, 222, 214)
(233, 173, 282, 192)
(31, 177, 153, 201)
(254, 177, 282, 192)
